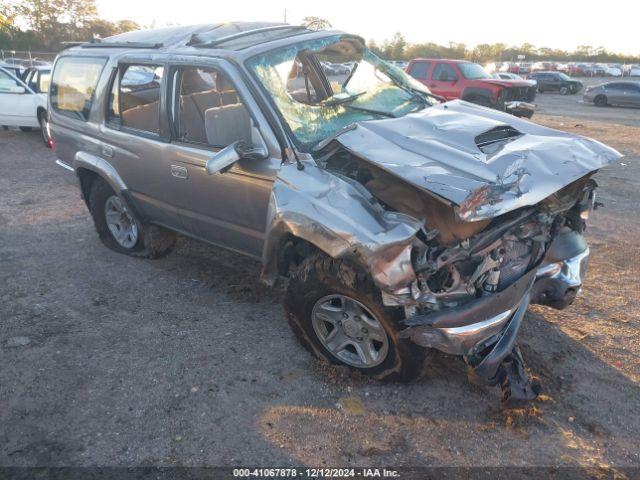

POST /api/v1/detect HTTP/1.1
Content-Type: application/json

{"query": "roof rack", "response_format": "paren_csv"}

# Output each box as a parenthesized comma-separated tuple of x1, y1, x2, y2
(192, 25, 307, 48)
(81, 41, 163, 49)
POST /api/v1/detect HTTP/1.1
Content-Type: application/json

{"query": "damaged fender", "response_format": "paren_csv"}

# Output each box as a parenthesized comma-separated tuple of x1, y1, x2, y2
(261, 161, 424, 293)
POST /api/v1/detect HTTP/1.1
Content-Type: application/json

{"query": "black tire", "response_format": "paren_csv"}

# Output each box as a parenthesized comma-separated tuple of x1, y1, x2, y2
(559, 86, 569, 95)
(594, 95, 607, 107)
(88, 177, 176, 259)
(38, 111, 50, 147)
(19, 126, 33, 132)
(284, 253, 428, 382)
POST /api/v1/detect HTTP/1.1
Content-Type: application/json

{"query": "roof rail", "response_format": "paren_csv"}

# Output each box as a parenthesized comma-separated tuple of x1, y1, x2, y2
(61, 41, 89, 48)
(81, 41, 163, 49)
(191, 25, 307, 48)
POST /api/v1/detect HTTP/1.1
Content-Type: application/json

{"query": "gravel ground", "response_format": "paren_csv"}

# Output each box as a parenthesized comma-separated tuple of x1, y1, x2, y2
(1, 105, 639, 474)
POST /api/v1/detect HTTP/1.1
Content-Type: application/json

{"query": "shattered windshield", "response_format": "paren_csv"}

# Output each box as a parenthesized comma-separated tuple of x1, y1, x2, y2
(247, 35, 434, 150)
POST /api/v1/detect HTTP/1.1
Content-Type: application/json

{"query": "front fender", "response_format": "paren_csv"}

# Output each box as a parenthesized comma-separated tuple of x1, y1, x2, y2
(260, 162, 423, 293)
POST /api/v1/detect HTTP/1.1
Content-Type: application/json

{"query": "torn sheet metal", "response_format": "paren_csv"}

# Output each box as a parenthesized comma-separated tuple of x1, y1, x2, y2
(261, 161, 423, 291)
(334, 100, 622, 222)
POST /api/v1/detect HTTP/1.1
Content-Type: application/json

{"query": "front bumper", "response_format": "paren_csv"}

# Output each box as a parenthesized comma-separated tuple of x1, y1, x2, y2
(400, 232, 590, 386)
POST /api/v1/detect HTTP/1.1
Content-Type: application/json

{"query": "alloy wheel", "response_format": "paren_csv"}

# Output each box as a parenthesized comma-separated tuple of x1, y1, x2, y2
(311, 294, 389, 368)
(104, 195, 139, 249)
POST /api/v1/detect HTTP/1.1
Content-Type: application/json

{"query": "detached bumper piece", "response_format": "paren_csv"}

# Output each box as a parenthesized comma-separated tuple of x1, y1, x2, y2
(504, 101, 536, 118)
(401, 269, 540, 403)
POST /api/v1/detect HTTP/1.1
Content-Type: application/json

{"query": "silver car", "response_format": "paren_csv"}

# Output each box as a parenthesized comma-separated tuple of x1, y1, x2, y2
(583, 81, 640, 107)
(48, 23, 620, 404)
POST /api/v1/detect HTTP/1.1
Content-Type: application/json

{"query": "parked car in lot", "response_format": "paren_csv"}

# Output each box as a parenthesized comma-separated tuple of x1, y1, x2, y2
(21, 65, 51, 94)
(493, 72, 525, 81)
(605, 65, 623, 77)
(583, 81, 640, 107)
(49, 23, 620, 404)
(528, 71, 583, 94)
(0, 61, 24, 78)
(0, 65, 50, 144)
(406, 58, 536, 117)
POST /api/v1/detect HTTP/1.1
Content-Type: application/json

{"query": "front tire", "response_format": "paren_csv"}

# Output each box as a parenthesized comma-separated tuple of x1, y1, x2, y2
(284, 253, 427, 382)
(88, 177, 176, 259)
(560, 86, 570, 95)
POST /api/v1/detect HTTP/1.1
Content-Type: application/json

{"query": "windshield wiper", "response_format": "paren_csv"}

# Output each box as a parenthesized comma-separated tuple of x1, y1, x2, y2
(381, 67, 446, 104)
(343, 104, 397, 118)
(321, 91, 367, 106)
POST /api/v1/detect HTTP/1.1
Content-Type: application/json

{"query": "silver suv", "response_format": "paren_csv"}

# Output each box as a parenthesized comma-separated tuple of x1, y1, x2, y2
(49, 23, 621, 404)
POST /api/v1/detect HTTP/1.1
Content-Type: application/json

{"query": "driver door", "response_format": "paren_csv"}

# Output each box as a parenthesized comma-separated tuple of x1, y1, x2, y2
(163, 60, 282, 258)
(429, 63, 459, 100)
(0, 68, 39, 127)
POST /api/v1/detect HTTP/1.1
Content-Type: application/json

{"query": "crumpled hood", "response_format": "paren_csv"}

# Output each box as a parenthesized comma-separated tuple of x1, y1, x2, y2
(334, 100, 622, 221)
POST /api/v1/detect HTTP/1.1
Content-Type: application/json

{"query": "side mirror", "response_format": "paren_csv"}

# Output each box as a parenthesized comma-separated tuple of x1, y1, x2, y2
(205, 141, 268, 175)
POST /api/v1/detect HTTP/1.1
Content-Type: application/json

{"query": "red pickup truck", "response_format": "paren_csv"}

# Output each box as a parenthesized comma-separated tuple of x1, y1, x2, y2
(406, 59, 537, 118)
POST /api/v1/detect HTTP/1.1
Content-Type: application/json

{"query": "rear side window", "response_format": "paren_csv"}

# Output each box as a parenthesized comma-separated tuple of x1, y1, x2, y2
(108, 64, 164, 134)
(51, 57, 106, 121)
(407, 61, 430, 80)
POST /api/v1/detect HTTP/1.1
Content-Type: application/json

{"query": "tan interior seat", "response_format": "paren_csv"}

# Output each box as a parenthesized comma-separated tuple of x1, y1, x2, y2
(204, 104, 252, 147)
(179, 89, 222, 143)
(121, 101, 159, 133)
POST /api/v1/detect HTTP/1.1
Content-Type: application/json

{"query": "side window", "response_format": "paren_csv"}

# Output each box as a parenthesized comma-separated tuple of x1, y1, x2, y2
(407, 61, 430, 80)
(0, 69, 23, 92)
(173, 66, 251, 148)
(51, 57, 106, 121)
(432, 63, 458, 81)
(38, 71, 51, 93)
(107, 64, 164, 134)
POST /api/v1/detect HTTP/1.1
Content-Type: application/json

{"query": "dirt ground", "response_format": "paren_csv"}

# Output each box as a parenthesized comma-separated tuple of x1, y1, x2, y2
(1, 101, 639, 475)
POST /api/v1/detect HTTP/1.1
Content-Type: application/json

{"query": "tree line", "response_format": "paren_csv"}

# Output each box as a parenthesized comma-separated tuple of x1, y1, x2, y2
(2, 7, 638, 64)
(369, 32, 640, 64)
(1, 0, 140, 52)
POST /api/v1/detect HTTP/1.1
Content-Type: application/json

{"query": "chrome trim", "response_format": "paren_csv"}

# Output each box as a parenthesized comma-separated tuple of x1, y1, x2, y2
(440, 309, 513, 336)
(56, 159, 74, 172)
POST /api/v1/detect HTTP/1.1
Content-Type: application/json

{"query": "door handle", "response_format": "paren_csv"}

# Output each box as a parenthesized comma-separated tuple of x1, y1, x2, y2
(101, 145, 114, 158)
(170, 165, 188, 179)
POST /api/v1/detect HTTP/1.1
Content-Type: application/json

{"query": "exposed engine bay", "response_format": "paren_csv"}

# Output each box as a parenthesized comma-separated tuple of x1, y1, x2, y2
(312, 145, 599, 403)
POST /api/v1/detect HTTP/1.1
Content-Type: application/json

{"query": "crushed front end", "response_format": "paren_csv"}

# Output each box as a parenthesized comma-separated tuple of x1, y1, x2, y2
(248, 33, 621, 402)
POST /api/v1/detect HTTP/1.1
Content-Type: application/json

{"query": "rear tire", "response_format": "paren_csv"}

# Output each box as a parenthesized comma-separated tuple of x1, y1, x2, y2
(284, 253, 428, 382)
(88, 177, 176, 259)
(38, 112, 50, 147)
(594, 95, 607, 106)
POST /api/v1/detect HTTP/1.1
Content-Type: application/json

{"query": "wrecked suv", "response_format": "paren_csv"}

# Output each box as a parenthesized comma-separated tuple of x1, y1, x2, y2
(49, 23, 620, 403)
